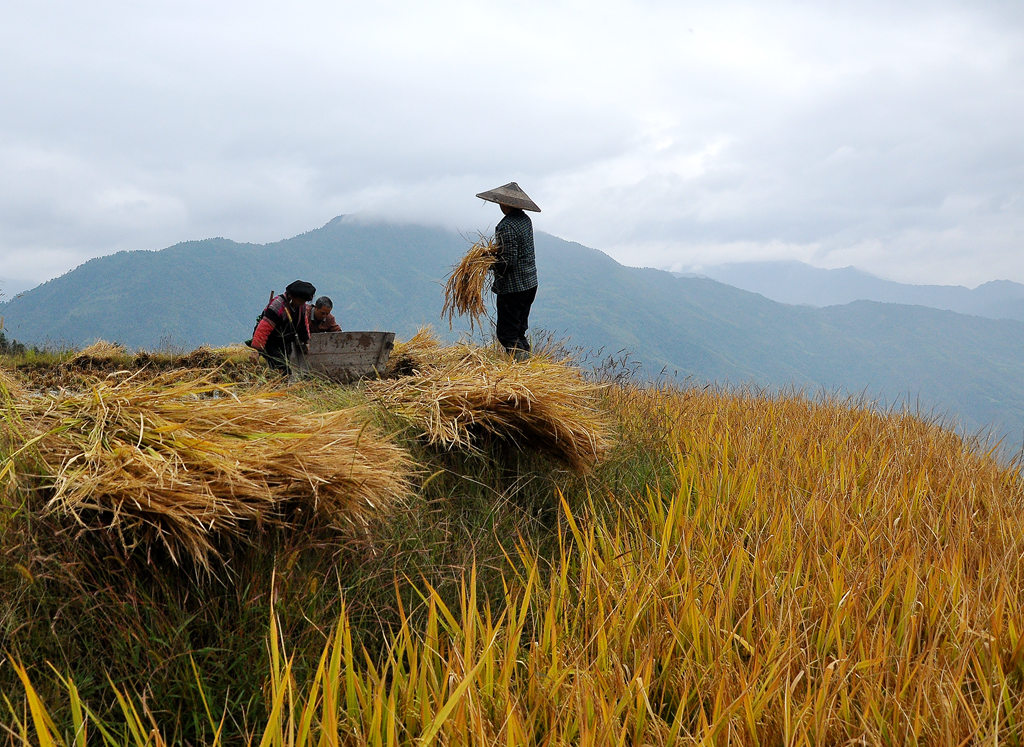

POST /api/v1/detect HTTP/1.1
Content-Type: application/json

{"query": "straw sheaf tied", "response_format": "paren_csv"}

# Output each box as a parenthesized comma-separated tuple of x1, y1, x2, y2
(5, 371, 414, 568)
(386, 326, 446, 377)
(75, 339, 129, 360)
(366, 343, 613, 471)
(441, 237, 498, 331)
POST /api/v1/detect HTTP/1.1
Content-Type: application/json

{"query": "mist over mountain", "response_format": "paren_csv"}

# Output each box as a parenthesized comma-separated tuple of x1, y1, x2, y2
(0, 276, 34, 300)
(3, 217, 1023, 454)
(688, 261, 1024, 321)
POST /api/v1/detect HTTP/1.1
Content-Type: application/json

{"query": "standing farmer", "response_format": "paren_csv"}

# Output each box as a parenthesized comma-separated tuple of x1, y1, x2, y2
(476, 181, 541, 358)
(249, 280, 316, 374)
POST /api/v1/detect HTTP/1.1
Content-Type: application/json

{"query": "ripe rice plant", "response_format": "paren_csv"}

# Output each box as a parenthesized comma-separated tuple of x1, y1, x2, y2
(5, 363, 1024, 744)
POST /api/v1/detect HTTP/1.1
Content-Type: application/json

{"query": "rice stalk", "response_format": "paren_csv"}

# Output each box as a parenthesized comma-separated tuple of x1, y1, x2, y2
(0, 365, 32, 489)
(7, 384, 1024, 743)
(0, 364, 25, 400)
(73, 340, 129, 361)
(366, 343, 613, 471)
(441, 237, 498, 332)
(385, 326, 446, 377)
(4, 370, 415, 569)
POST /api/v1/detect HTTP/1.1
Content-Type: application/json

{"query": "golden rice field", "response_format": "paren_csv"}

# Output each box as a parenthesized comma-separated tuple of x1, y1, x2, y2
(3, 338, 1024, 744)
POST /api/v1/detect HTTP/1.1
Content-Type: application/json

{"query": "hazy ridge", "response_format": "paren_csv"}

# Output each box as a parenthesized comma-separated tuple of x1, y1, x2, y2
(687, 260, 1024, 321)
(2, 216, 1023, 452)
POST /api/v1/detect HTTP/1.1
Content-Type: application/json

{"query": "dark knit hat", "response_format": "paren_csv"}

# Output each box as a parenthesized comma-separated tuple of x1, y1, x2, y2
(285, 280, 316, 301)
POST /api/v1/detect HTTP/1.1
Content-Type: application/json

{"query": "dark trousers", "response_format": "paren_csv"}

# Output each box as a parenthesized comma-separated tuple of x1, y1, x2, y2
(495, 286, 537, 354)
(261, 336, 293, 374)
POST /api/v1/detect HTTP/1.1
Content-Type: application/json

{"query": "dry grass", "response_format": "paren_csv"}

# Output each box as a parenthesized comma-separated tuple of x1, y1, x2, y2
(367, 339, 613, 471)
(3, 370, 415, 569)
(441, 236, 498, 331)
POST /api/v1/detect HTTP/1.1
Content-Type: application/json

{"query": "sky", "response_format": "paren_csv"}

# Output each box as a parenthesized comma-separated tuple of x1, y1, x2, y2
(2, 0, 1022, 296)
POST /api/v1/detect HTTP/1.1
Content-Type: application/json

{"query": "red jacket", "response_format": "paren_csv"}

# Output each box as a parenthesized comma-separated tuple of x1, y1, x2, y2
(251, 295, 310, 351)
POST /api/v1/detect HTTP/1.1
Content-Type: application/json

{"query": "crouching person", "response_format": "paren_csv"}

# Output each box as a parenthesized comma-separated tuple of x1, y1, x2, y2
(309, 296, 342, 333)
(249, 280, 316, 374)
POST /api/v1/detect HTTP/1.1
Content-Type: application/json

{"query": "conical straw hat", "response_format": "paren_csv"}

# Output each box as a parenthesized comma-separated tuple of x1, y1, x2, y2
(475, 182, 541, 212)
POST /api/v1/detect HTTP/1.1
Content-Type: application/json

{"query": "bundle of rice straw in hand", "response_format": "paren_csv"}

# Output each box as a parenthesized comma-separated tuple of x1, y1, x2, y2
(441, 236, 499, 331)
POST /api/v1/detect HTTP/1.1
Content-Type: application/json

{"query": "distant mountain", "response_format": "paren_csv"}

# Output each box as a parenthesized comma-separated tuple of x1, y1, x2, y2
(689, 261, 1024, 321)
(3, 217, 1024, 454)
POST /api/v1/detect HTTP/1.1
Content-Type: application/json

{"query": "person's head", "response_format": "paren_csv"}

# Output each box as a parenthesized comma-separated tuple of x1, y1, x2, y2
(284, 280, 316, 310)
(312, 296, 333, 321)
(499, 203, 521, 217)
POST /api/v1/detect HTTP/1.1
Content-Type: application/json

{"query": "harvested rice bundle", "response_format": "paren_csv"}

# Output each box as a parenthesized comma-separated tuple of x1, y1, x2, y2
(6, 371, 414, 568)
(366, 345, 613, 471)
(80, 339, 128, 357)
(386, 326, 479, 377)
(387, 327, 445, 376)
(75, 340, 129, 361)
(58, 339, 132, 377)
(156, 345, 232, 370)
(441, 237, 498, 331)
(54, 345, 256, 386)
(207, 344, 253, 363)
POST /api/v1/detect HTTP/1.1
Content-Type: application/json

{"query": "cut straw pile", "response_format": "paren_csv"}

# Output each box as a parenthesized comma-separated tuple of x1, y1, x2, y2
(2, 370, 414, 568)
(60, 342, 241, 376)
(64, 339, 130, 366)
(441, 236, 498, 331)
(367, 332, 613, 471)
(77, 339, 129, 359)
(385, 326, 446, 377)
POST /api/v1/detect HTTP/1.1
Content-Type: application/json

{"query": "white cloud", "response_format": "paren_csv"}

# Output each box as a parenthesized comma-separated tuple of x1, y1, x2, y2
(1, 0, 1022, 288)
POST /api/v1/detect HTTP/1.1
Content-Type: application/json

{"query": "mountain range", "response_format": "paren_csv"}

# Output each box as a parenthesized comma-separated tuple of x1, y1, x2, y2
(2, 216, 1023, 456)
(688, 261, 1024, 321)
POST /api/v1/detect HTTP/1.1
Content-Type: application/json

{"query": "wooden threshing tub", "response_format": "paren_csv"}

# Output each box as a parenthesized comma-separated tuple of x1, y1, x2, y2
(291, 331, 395, 383)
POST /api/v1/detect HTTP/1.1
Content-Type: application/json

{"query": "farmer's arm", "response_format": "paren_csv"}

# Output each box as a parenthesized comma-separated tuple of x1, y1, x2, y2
(251, 301, 285, 350)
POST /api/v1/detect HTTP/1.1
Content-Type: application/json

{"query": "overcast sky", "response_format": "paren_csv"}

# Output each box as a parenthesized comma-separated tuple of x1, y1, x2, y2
(2, 0, 1022, 295)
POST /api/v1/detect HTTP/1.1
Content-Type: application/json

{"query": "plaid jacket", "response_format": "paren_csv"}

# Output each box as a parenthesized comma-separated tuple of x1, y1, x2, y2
(491, 210, 538, 295)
